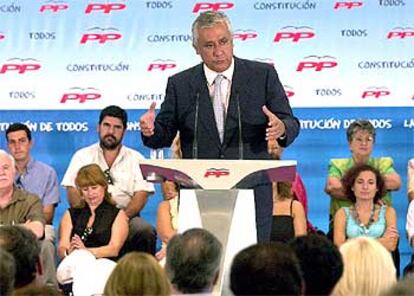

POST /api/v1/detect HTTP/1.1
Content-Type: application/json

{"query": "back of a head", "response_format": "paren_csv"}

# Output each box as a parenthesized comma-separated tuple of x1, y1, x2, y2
(0, 226, 40, 289)
(230, 242, 303, 295)
(104, 252, 170, 296)
(332, 236, 396, 296)
(290, 234, 343, 295)
(165, 228, 222, 294)
(0, 247, 16, 296)
(382, 275, 414, 296)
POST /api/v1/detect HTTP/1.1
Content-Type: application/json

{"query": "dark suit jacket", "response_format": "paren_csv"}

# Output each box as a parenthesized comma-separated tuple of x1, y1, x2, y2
(143, 57, 300, 160)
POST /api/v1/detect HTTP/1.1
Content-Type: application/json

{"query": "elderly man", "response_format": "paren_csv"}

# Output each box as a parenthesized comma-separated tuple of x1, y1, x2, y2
(6, 123, 60, 286)
(0, 150, 44, 238)
(165, 228, 222, 294)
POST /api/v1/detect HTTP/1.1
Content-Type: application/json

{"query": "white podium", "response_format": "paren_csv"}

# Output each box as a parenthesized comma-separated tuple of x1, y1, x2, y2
(140, 159, 296, 295)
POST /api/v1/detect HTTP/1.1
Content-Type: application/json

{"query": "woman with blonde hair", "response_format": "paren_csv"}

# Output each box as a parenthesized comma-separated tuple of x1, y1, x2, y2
(332, 236, 396, 296)
(104, 252, 171, 296)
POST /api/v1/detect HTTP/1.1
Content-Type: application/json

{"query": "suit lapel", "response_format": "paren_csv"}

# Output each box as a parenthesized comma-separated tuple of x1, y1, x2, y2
(223, 58, 250, 145)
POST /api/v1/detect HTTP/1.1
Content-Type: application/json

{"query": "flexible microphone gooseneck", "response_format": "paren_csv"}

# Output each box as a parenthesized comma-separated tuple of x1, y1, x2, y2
(192, 91, 200, 159)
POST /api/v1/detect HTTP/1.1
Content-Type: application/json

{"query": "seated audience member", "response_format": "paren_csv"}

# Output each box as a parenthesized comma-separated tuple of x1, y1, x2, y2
(332, 236, 396, 296)
(6, 122, 60, 287)
(104, 252, 171, 296)
(268, 139, 315, 233)
(334, 164, 399, 252)
(165, 228, 222, 294)
(156, 180, 179, 261)
(58, 164, 128, 260)
(0, 247, 16, 296)
(325, 120, 401, 236)
(62, 105, 155, 255)
(289, 234, 343, 295)
(0, 226, 43, 292)
(270, 182, 306, 243)
(383, 276, 414, 296)
(57, 164, 128, 295)
(408, 158, 414, 202)
(230, 242, 303, 295)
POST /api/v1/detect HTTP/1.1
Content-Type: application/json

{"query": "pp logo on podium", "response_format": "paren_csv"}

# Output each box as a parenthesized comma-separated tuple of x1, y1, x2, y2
(204, 168, 230, 178)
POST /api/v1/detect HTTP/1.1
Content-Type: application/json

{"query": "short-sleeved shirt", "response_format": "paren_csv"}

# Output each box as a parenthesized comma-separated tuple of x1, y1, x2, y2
(15, 158, 60, 206)
(0, 187, 46, 226)
(408, 158, 414, 196)
(61, 143, 154, 209)
(328, 157, 396, 218)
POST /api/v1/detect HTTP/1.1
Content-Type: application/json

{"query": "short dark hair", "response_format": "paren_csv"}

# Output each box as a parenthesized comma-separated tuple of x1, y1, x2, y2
(342, 163, 386, 203)
(6, 123, 32, 141)
(166, 228, 222, 294)
(0, 226, 41, 288)
(289, 234, 343, 295)
(99, 105, 128, 129)
(230, 242, 303, 295)
(0, 247, 16, 296)
(346, 119, 376, 143)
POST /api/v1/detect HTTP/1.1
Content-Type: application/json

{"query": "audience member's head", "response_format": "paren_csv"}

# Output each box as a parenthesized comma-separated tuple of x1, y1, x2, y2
(289, 234, 343, 295)
(0, 226, 42, 289)
(5, 122, 32, 142)
(382, 275, 414, 296)
(99, 105, 128, 130)
(104, 252, 170, 296)
(0, 150, 16, 191)
(165, 228, 222, 294)
(230, 242, 303, 295)
(75, 163, 113, 207)
(332, 236, 396, 296)
(0, 247, 16, 296)
(346, 119, 376, 143)
(12, 285, 62, 296)
(341, 163, 386, 203)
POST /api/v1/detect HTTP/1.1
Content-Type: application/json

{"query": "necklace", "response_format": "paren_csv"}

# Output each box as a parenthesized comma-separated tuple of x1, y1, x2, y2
(352, 204, 376, 235)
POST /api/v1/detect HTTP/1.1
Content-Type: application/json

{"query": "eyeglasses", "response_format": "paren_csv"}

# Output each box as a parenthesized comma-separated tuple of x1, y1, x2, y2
(104, 169, 114, 185)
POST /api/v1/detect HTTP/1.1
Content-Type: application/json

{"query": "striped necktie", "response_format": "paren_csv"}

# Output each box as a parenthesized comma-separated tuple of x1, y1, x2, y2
(213, 74, 225, 143)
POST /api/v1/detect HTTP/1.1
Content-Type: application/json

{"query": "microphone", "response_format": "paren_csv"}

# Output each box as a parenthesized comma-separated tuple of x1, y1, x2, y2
(192, 91, 200, 159)
(235, 92, 244, 160)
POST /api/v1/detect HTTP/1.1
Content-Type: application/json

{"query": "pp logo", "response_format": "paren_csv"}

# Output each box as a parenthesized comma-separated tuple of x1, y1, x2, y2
(192, 2, 234, 13)
(40, 2, 69, 12)
(387, 27, 414, 39)
(0, 33, 5, 40)
(204, 168, 230, 178)
(60, 87, 101, 103)
(361, 87, 390, 99)
(80, 27, 122, 44)
(85, 3, 127, 14)
(274, 26, 315, 43)
(233, 30, 257, 41)
(334, 2, 363, 9)
(0, 58, 41, 74)
(296, 55, 338, 72)
(148, 60, 177, 71)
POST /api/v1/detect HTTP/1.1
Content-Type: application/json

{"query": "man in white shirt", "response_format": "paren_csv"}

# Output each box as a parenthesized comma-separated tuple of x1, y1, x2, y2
(62, 105, 156, 255)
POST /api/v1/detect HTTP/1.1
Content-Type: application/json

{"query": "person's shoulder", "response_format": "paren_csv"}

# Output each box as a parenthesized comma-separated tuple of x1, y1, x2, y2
(71, 142, 98, 157)
(236, 57, 274, 71)
(120, 145, 146, 160)
(329, 158, 351, 167)
(32, 159, 57, 174)
(170, 63, 203, 81)
(14, 188, 41, 203)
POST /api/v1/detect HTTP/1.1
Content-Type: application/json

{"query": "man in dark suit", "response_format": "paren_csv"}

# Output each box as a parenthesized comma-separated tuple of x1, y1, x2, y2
(140, 11, 299, 242)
